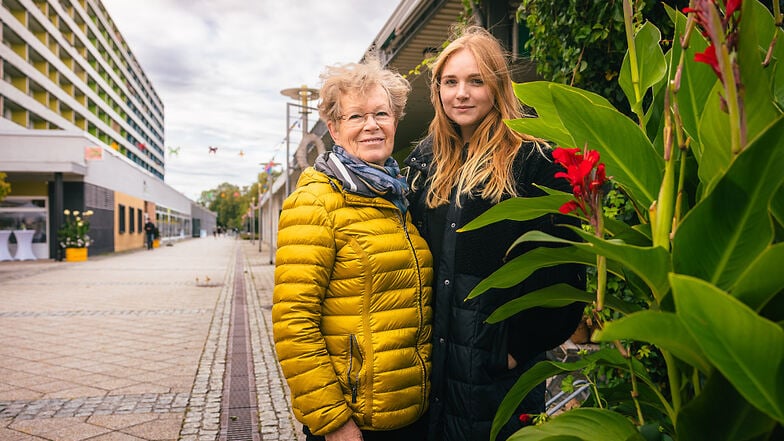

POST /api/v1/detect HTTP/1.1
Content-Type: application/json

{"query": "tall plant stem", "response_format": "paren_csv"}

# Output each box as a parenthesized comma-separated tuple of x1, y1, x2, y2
(653, 88, 677, 250)
(670, 6, 691, 237)
(617, 340, 676, 423)
(626, 351, 645, 425)
(595, 255, 607, 311)
(692, 368, 702, 396)
(764, 0, 781, 68)
(622, 0, 644, 125)
(662, 350, 682, 424)
(594, 209, 607, 311)
(673, 142, 689, 234)
(705, 4, 744, 153)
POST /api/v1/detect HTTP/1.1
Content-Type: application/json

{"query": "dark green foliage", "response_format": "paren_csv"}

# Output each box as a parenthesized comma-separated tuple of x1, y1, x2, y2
(198, 171, 277, 230)
(517, 0, 689, 114)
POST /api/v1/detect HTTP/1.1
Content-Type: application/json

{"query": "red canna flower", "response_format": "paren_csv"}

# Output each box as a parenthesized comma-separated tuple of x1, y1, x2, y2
(590, 163, 606, 191)
(694, 44, 722, 80)
(554, 146, 609, 312)
(559, 200, 581, 215)
(682, 0, 746, 151)
(682, 3, 710, 38)
(683, 1, 743, 42)
(725, 0, 741, 16)
(553, 146, 608, 223)
(684, 0, 743, 79)
(552, 147, 581, 168)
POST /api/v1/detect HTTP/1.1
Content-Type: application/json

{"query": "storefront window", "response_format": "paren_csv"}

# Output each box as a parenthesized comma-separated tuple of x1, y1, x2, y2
(155, 206, 189, 240)
(0, 197, 48, 244)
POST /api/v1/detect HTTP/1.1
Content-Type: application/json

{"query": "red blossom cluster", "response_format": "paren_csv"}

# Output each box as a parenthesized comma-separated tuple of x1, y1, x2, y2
(553, 147, 607, 219)
(683, 0, 742, 83)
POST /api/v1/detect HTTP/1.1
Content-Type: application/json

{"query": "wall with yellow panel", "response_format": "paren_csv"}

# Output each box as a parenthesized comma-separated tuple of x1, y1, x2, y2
(114, 192, 145, 252)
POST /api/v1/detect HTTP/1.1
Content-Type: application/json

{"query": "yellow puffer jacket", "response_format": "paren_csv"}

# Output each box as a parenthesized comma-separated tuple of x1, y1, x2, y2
(272, 167, 433, 436)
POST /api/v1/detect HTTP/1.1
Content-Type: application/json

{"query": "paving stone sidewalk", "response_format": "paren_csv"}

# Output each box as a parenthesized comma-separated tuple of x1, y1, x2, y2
(0, 238, 303, 441)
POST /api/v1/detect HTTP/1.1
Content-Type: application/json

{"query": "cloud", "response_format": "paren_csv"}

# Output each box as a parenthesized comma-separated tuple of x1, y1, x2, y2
(102, 0, 398, 200)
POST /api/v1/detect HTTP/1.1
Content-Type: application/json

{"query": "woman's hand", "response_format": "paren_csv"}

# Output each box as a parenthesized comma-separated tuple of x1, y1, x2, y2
(325, 420, 363, 441)
(507, 353, 518, 370)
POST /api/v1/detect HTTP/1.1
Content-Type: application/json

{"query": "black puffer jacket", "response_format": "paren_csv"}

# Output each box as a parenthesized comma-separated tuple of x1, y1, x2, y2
(404, 138, 585, 441)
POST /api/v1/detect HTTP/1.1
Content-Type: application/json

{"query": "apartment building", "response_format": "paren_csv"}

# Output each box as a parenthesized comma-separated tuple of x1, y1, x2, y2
(0, 0, 214, 260)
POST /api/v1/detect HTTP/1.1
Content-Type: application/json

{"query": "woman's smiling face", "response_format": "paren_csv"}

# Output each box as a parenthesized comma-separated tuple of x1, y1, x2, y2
(327, 85, 397, 165)
(438, 48, 494, 142)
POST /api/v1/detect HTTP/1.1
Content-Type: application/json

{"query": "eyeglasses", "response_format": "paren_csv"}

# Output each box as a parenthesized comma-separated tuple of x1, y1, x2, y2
(338, 110, 394, 127)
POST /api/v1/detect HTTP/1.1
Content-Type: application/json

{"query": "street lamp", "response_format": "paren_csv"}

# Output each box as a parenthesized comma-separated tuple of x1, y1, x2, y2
(259, 160, 279, 256)
(249, 196, 255, 245)
(280, 85, 319, 196)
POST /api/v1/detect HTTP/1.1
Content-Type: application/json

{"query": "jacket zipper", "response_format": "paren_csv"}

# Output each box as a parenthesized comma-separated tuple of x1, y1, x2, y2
(349, 334, 360, 403)
(399, 212, 428, 414)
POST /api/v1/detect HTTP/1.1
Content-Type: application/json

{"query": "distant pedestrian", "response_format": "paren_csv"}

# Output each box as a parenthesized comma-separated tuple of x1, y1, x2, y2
(143, 218, 156, 250)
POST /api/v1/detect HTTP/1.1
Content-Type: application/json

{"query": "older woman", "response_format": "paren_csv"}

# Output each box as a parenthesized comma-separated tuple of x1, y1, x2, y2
(272, 58, 433, 441)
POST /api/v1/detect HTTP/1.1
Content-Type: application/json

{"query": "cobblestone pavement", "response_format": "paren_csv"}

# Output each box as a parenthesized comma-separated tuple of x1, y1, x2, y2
(0, 238, 304, 441)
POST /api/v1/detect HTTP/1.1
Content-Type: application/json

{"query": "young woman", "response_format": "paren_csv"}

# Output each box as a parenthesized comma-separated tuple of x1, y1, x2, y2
(273, 58, 432, 441)
(405, 26, 585, 440)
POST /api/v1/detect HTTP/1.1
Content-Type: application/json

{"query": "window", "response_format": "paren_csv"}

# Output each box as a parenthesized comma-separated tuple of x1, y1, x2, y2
(129, 207, 135, 233)
(137, 209, 143, 234)
(0, 197, 48, 244)
(119, 204, 126, 233)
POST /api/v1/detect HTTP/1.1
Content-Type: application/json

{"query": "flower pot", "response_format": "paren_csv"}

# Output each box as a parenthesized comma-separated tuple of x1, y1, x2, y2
(64, 247, 88, 262)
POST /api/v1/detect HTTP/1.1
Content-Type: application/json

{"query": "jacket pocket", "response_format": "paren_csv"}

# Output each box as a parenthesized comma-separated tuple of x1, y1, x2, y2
(347, 334, 364, 403)
(485, 323, 510, 376)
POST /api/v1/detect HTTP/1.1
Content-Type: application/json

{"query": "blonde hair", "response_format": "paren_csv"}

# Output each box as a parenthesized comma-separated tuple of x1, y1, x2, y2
(318, 55, 411, 124)
(424, 26, 543, 208)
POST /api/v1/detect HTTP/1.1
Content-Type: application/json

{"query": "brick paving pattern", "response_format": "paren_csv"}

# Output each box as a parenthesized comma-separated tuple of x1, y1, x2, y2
(0, 238, 304, 441)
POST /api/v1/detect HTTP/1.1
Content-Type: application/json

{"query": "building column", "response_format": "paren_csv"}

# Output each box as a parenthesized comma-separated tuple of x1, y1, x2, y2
(52, 172, 63, 261)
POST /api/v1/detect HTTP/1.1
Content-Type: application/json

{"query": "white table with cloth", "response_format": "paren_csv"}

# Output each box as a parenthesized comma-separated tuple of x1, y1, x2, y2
(12, 230, 37, 260)
(0, 230, 13, 261)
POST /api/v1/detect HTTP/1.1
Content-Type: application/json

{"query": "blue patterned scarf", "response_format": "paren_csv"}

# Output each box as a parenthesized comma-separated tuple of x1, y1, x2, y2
(315, 145, 409, 213)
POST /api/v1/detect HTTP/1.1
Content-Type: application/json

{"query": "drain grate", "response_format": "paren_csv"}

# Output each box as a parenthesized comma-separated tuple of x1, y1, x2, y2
(220, 252, 262, 441)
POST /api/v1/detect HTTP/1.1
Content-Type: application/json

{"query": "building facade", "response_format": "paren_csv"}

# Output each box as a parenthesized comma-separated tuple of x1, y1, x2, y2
(0, 0, 214, 260)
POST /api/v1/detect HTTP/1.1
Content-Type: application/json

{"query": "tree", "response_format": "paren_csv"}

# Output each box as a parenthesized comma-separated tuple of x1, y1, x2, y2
(203, 182, 243, 230)
(0, 172, 11, 202)
(198, 171, 280, 231)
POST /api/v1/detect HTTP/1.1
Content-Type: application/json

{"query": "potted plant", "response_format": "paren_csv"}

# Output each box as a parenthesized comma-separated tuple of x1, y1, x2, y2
(153, 225, 160, 248)
(58, 209, 93, 261)
(463, 0, 783, 439)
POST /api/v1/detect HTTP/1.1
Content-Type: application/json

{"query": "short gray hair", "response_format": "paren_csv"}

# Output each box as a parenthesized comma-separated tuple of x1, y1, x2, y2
(318, 55, 411, 123)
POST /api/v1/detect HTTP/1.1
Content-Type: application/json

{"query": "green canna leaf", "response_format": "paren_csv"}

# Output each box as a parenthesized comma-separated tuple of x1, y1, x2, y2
(673, 116, 784, 290)
(506, 408, 647, 441)
(485, 283, 641, 324)
(619, 21, 666, 116)
(671, 274, 784, 423)
(466, 245, 625, 299)
(594, 310, 711, 373)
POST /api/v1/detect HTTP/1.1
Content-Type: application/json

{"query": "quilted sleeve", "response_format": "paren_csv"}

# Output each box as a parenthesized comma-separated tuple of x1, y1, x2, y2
(271, 188, 353, 435)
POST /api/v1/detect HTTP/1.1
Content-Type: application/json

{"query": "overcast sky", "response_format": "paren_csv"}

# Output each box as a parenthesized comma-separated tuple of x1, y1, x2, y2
(101, 0, 401, 201)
